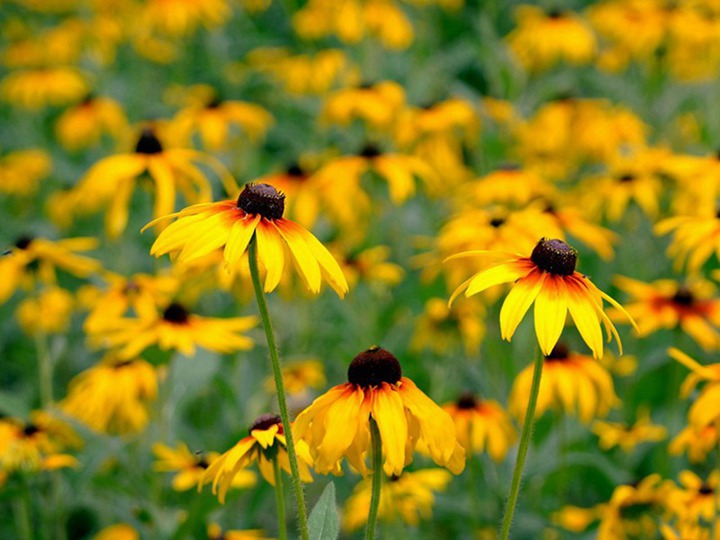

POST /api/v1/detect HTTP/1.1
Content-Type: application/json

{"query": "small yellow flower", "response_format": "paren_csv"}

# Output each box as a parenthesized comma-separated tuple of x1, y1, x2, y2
(265, 359, 327, 397)
(410, 297, 485, 356)
(655, 211, 720, 274)
(206, 524, 270, 540)
(0, 66, 89, 109)
(668, 470, 720, 523)
(442, 392, 516, 461)
(321, 81, 405, 129)
(447, 238, 636, 358)
(61, 355, 158, 434)
(342, 469, 452, 532)
(593, 408, 667, 452)
(670, 348, 720, 429)
(55, 95, 128, 151)
(510, 343, 618, 423)
(201, 414, 314, 503)
(335, 245, 404, 290)
(670, 424, 719, 463)
(294, 346, 465, 476)
(153, 442, 256, 492)
(93, 524, 139, 540)
(16, 287, 74, 336)
(0, 149, 51, 196)
(146, 183, 349, 297)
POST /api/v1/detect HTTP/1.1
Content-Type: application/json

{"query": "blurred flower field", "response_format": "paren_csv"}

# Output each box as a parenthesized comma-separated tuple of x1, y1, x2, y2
(2, 0, 720, 538)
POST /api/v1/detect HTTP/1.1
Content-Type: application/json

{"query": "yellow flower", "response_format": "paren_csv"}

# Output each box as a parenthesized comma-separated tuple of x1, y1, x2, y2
(16, 286, 74, 336)
(661, 151, 720, 216)
(170, 86, 273, 151)
(294, 346, 465, 476)
(593, 408, 667, 452)
(265, 359, 327, 397)
(321, 81, 405, 129)
(0, 236, 100, 304)
(509, 343, 618, 423)
(137, 0, 231, 37)
(655, 211, 720, 274)
(146, 183, 349, 297)
(94, 302, 257, 358)
(670, 424, 719, 463)
(668, 470, 720, 523)
(55, 95, 128, 151)
(552, 505, 598, 533)
(71, 124, 235, 238)
(670, 348, 720, 429)
(0, 149, 51, 196)
(447, 238, 636, 358)
(612, 277, 720, 350)
(335, 245, 404, 290)
(394, 96, 480, 150)
(153, 442, 256, 492)
(0, 66, 89, 109)
(506, 6, 597, 72)
(93, 524, 139, 540)
(442, 392, 516, 461)
(467, 166, 555, 209)
(61, 355, 158, 434)
(206, 524, 270, 540)
(342, 469, 452, 532)
(410, 297, 485, 356)
(201, 414, 314, 503)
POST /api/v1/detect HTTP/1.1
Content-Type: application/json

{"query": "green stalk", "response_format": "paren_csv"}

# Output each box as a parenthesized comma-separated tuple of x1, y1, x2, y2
(273, 457, 287, 540)
(247, 239, 309, 540)
(13, 485, 32, 540)
(364, 417, 383, 540)
(34, 330, 53, 406)
(499, 350, 544, 540)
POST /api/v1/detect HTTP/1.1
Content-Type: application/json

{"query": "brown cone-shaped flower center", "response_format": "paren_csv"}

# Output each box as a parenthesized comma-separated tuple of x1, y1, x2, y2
(618, 173, 636, 183)
(489, 217, 505, 228)
(23, 424, 40, 437)
(547, 8, 565, 19)
(699, 484, 714, 495)
(456, 392, 478, 410)
(249, 413, 282, 434)
(14, 236, 34, 250)
(347, 346, 402, 388)
(359, 144, 381, 159)
(286, 163, 304, 177)
(135, 128, 163, 154)
(530, 238, 577, 276)
(236, 183, 285, 220)
(672, 286, 694, 306)
(545, 342, 570, 361)
(162, 303, 190, 324)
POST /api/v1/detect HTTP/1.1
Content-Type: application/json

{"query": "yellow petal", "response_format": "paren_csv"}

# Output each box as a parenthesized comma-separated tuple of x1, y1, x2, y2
(533, 276, 568, 355)
(500, 269, 545, 341)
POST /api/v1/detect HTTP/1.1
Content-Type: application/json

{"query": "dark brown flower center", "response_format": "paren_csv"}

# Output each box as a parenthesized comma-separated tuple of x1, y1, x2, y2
(699, 484, 714, 495)
(618, 173, 636, 183)
(23, 424, 40, 437)
(249, 413, 282, 434)
(347, 346, 402, 388)
(236, 183, 285, 220)
(489, 217, 505, 228)
(359, 144, 382, 159)
(14, 236, 34, 250)
(530, 238, 577, 276)
(456, 392, 478, 410)
(135, 128, 163, 154)
(545, 342, 570, 361)
(162, 303, 190, 324)
(286, 163, 305, 177)
(672, 286, 694, 306)
(546, 8, 565, 19)
(206, 94, 223, 109)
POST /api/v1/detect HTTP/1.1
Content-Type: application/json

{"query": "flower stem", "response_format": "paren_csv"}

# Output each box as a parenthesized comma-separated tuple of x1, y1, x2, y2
(499, 349, 544, 540)
(364, 417, 383, 540)
(248, 239, 309, 540)
(13, 484, 32, 540)
(273, 457, 287, 540)
(34, 330, 53, 407)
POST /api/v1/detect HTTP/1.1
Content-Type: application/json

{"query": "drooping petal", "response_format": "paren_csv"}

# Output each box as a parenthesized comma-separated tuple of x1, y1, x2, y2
(371, 384, 408, 476)
(533, 275, 568, 355)
(273, 219, 322, 294)
(223, 214, 260, 270)
(499, 269, 546, 341)
(256, 219, 285, 292)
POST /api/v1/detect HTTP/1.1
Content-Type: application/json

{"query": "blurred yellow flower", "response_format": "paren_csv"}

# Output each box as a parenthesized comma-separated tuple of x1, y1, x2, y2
(410, 297, 485, 356)
(593, 408, 667, 452)
(55, 95, 128, 151)
(16, 286, 74, 336)
(265, 359, 327, 397)
(0, 66, 89, 109)
(0, 149, 51, 196)
(655, 211, 720, 274)
(93, 524, 139, 540)
(671, 348, 720, 429)
(321, 81, 405, 129)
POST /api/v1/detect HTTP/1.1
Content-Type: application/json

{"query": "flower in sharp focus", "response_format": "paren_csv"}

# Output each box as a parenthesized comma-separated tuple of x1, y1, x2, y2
(612, 277, 720, 350)
(447, 237, 636, 358)
(509, 343, 618, 423)
(442, 392, 516, 461)
(61, 355, 158, 434)
(294, 346, 465, 476)
(153, 442, 256, 492)
(593, 407, 667, 453)
(342, 469, 453, 532)
(146, 182, 349, 297)
(94, 301, 257, 358)
(200, 414, 314, 503)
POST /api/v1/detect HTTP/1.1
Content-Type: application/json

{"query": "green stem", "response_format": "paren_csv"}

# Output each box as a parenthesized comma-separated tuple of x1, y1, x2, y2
(247, 239, 309, 540)
(499, 349, 544, 540)
(364, 417, 383, 540)
(273, 457, 287, 540)
(13, 485, 32, 540)
(34, 331, 53, 407)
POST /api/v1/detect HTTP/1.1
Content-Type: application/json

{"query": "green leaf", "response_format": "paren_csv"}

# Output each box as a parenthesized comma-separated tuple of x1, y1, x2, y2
(308, 482, 340, 540)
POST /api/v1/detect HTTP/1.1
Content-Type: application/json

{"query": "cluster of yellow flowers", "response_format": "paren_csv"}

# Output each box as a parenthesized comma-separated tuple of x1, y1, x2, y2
(2, 0, 720, 538)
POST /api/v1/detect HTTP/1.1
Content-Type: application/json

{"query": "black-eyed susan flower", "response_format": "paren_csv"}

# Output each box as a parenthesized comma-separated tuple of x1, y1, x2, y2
(146, 182, 349, 297)
(342, 469, 452, 532)
(70, 124, 235, 238)
(60, 355, 158, 434)
(265, 359, 327, 397)
(321, 81, 405, 129)
(592, 408, 667, 453)
(668, 471, 719, 523)
(410, 297, 485, 356)
(671, 348, 720, 429)
(442, 392, 516, 461)
(0, 236, 100, 304)
(200, 414, 314, 503)
(509, 343, 618, 423)
(94, 301, 257, 358)
(54, 94, 128, 151)
(0, 66, 89, 109)
(335, 245, 404, 290)
(447, 238, 635, 358)
(206, 524, 270, 540)
(15, 286, 74, 336)
(655, 211, 720, 274)
(670, 424, 719, 463)
(612, 277, 720, 350)
(137, 0, 231, 37)
(467, 166, 555, 209)
(506, 6, 597, 72)
(294, 346, 465, 476)
(153, 442, 256, 492)
(0, 148, 51, 196)
(93, 524, 139, 540)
